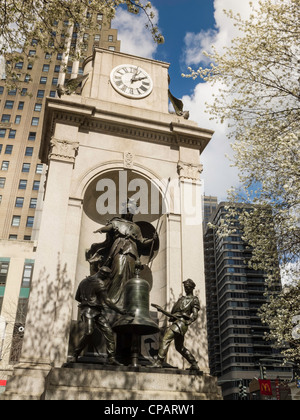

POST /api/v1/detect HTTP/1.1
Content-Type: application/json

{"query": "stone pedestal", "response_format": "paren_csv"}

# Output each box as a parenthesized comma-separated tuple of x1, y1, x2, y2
(1, 365, 222, 400)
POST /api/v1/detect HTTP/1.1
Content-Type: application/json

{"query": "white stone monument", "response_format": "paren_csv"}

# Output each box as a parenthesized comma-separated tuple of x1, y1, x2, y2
(1, 48, 221, 400)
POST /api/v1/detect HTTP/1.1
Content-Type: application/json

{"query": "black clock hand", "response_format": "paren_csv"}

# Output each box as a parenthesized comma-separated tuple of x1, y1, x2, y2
(131, 76, 147, 82)
(131, 67, 139, 83)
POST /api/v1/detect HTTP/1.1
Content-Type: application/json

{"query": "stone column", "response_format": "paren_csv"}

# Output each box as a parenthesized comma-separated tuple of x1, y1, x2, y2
(19, 137, 80, 367)
(174, 158, 209, 372)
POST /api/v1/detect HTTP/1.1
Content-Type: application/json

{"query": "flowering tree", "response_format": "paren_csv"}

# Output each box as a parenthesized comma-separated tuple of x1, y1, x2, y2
(185, 0, 300, 362)
(0, 0, 163, 85)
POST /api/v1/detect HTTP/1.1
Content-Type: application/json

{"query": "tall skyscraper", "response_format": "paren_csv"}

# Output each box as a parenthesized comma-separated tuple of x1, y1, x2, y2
(204, 202, 291, 399)
(202, 195, 218, 231)
(0, 14, 120, 242)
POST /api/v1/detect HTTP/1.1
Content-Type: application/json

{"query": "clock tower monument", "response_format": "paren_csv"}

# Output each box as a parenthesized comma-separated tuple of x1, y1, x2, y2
(1, 48, 222, 400)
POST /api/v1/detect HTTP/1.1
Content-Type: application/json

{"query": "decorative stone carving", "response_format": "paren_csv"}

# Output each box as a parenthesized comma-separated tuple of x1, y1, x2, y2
(49, 138, 79, 163)
(177, 160, 203, 181)
(124, 152, 135, 169)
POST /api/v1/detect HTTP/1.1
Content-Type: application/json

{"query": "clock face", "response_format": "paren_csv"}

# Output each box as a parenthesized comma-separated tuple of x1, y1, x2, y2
(110, 64, 153, 99)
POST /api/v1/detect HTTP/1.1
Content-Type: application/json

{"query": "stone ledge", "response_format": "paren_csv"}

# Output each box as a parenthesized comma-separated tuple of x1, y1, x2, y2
(44, 365, 222, 400)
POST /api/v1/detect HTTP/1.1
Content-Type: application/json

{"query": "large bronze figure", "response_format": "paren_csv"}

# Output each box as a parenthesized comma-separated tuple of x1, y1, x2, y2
(71, 266, 132, 365)
(86, 200, 158, 304)
(151, 279, 200, 371)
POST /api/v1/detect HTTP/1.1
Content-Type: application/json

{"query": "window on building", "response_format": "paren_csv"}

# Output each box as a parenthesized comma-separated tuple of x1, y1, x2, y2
(18, 179, 27, 189)
(52, 77, 58, 86)
(49, 91, 56, 97)
(36, 164, 43, 174)
(0, 195, 2, 204)
(31, 117, 39, 126)
(15, 115, 21, 124)
(21, 264, 34, 288)
(0, 262, 9, 285)
(4, 100, 14, 109)
(8, 89, 16, 95)
(27, 62, 33, 70)
(32, 180, 40, 191)
(25, 147, 33, 156)
(40, 76, 47, 84)
(94, 34, 101, 41)
(42, 64, 50, 72)
(29, 198, 37, 208)
(9, 235, 18, 240)
(24, 235, 31, 241)
(28, 50, 36, 56)
(8, 129, 16, 139)
(12, 215, 21, 227)
(28, 132, 36, 141)
(0, 129, 6, 138)
(1, 114, 11, 123)
(24, 74, 31, 82)
(15, 62, 23, 69)
(108, 35, 113, 42)
(22, 163, 30, 172)
(21, 88, 28, 96)
(0, 86, 4, 95)
(26, 216, 34, 228)
(56, 53, 62, 60)
(54, 65, 60, 73)
(1, 161, 9, 171)
(97, 13, 103, 21)
(31, 39, 38, 46)
(15, 197, 24, 208)
(34, 103, 42, 112)
(0, 177, 5, 188)
(108, 46, 116, 51)
(5, 145, 13, 154)
(37, 90, 45, 98)
(18, 101, 24, 110)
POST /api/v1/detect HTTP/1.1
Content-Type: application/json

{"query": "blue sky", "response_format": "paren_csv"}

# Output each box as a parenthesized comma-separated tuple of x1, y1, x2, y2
(149, 0, 216, 97)
(113, 0, 258, 201)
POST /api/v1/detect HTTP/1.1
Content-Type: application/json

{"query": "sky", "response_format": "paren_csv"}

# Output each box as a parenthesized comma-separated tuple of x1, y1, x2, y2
(112, 0, 260, 202)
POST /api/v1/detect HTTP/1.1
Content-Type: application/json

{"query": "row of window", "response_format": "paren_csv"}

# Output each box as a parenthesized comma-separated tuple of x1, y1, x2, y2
(0, 87, 56, 98)
(11, 215, 35, 228)
(0, 178, 40, 190)
(1, 115, 39, 125)
(0, 261, 33, 288)
(15, 197, 37, 208)
(0, 195, 37, 208)
(0, 131, 36, 141)
(0, 161, 43, 173)
(3, 101, 42, 111)
(0, 145, 34, 155)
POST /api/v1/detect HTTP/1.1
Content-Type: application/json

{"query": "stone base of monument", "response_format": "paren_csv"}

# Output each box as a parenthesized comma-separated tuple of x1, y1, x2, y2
(1, 363, 222, 400)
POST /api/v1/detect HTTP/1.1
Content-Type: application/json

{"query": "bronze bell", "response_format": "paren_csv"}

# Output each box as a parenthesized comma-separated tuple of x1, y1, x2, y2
(112, 267, 159, 336)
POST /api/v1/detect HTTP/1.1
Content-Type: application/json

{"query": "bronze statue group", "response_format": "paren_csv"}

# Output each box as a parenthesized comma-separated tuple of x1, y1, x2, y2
(71, 202, 200, 372)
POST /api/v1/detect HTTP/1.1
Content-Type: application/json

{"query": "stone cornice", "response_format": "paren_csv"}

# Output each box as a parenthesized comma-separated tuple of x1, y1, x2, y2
(40, 98, 214, 164)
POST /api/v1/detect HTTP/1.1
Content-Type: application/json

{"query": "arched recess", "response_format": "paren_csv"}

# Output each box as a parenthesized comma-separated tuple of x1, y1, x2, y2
(75, 161, 173, 225)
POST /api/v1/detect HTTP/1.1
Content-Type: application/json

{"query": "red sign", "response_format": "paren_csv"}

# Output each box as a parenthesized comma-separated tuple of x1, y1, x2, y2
(259, 379, 272, 396)
(0, 380, 7, 386)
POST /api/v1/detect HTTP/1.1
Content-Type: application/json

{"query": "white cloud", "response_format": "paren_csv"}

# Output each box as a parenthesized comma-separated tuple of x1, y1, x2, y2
(181, 0, 260, 200)
(182, 80, 239, 201)
(113, 5, 159, 59)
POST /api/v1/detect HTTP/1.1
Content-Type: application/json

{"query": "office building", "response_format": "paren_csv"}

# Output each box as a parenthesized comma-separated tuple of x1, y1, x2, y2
(204, 202, 291, 399)
(202, 195, 218, 231)
(0, 14, 120, 242)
